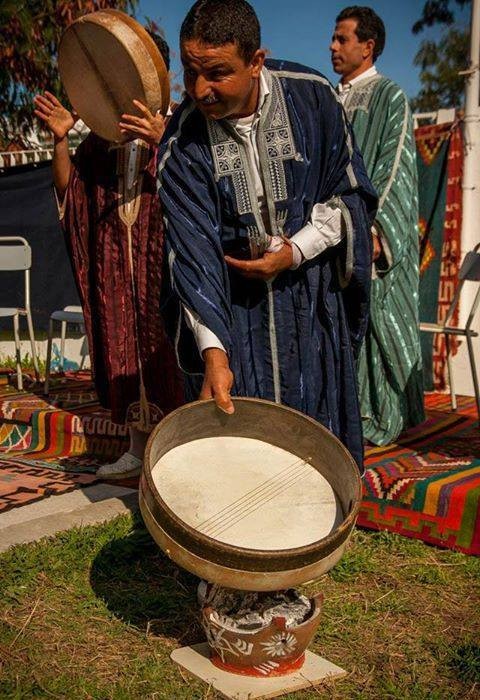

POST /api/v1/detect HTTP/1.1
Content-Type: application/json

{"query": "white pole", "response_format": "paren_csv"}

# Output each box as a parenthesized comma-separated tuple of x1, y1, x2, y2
(453, 0, 480, 396)
(462, 0, 480, 255)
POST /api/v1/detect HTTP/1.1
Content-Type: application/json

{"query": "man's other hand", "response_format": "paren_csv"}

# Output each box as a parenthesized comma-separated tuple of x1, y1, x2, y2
(200, 348, 235, 414)
(372, 225, 383, 262)
(119, 100, 166, 145)
(225, 243, 293, 281)
(34, 92, 76, 140)
(372, 234, 383, 261)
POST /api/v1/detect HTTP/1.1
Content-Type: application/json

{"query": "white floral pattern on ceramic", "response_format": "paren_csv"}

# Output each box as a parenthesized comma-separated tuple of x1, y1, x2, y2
(261, 631, 298, 657)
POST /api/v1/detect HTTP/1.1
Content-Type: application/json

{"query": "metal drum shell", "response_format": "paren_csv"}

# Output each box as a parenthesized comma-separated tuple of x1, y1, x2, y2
(140, 398, 362, 591)
(58, 10, 170, 143)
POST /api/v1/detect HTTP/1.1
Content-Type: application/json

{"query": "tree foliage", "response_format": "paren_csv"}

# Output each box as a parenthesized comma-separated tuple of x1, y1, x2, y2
(0, 0, 138, 145)
(411, 0, 471, 112)
(411, 28, 469, 112)
(413, 0, 471, 33)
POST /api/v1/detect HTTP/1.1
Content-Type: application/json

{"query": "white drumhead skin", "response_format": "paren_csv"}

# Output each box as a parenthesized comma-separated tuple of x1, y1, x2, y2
(152, 437, 343, 551)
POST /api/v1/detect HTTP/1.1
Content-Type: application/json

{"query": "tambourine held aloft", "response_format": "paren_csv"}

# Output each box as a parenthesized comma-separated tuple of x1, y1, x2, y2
(58, 10, 170, 143)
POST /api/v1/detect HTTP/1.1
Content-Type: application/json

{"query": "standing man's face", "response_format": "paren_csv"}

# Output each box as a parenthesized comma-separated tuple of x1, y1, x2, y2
(181, 39, 265, 120)
(330, 19, 374, 81)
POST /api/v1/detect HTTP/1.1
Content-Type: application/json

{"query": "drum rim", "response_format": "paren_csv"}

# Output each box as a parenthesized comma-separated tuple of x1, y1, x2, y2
(101, 9, 170, 115)
(58, 10, 170, 142)
(141, 397, 362, 572)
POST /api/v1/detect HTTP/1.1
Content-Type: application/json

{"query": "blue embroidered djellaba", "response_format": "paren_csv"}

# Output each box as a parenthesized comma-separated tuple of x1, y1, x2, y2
(158, 59, 378, 471)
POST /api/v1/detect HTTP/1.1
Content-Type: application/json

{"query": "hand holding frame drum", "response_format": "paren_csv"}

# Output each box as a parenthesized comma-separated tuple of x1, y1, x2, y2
(58, 10, 170, 143)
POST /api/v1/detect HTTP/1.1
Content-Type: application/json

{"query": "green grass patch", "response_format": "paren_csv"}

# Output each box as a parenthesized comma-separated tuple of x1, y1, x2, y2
(446, 642, 480, 684)
(0, 352, 46, 374)
(0, 518, 479, 699)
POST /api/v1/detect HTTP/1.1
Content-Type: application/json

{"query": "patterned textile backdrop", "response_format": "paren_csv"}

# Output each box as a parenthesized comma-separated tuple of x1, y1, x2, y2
(416, 121, 463, 390)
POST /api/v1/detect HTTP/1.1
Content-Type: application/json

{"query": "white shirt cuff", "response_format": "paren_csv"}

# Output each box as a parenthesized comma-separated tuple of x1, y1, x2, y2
(266, 235, 302, 269)
(289, 203, 343, 268)
(183, 305, 226, 358)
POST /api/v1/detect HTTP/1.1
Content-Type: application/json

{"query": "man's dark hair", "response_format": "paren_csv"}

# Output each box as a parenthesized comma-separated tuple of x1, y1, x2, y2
(148, 31, 171, 72)
(336, 6, 385, 61)
(180, 0, 261, 63)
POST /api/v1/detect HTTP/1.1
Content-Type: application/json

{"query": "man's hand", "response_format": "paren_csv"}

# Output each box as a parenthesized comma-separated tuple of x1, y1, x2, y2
(33, 92, 76, 141)
(200, 348, 234, 414)
(372, 226, 383, 262)
(119, 99, 166, 145)
(225, 243, 293, 281)
(372, 234, 383, 262)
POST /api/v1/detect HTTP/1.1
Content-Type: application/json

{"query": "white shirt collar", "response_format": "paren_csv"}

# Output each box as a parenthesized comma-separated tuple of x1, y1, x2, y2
(337, 65, 378, 94)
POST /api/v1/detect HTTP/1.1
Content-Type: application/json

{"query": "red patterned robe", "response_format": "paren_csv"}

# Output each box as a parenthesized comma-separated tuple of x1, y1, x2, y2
(59, 133, 183, 428)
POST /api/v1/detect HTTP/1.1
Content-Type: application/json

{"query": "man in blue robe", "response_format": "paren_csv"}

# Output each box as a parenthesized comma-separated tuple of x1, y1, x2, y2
(158, 0, 377, 470)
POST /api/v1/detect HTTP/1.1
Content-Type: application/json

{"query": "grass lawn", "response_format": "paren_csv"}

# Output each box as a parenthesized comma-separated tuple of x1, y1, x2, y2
(0, 514, 479, 699)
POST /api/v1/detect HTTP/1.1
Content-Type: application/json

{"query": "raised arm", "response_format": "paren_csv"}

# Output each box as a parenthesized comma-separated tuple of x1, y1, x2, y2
(34, 91, 76, 198)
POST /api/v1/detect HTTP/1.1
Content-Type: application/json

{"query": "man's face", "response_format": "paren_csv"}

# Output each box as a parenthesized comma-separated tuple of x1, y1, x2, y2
(330, 19, 373, 80)
(181, 39, 265, 120)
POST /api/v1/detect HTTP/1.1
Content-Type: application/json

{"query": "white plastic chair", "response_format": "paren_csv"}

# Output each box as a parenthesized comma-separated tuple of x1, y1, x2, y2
(44, 305, 86, 395)
(0, 236, 40, 389)
(420, 243, 480, 420)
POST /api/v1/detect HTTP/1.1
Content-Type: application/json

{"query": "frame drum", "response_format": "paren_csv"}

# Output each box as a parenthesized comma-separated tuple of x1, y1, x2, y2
(140, 398, 362, 591)
(58, 10, 170, 143)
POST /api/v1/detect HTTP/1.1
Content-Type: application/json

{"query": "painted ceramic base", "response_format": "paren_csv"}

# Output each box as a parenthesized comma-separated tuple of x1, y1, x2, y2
(202, 591, 323, 678)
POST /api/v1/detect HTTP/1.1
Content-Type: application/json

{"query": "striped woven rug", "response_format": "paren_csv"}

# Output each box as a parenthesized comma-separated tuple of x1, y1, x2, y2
(0, 372, 129, 512)
(360, 394, 480, 555)
(1, 374, 479, 554)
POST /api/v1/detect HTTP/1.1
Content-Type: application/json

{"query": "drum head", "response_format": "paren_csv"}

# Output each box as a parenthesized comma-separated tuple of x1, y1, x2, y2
(153, 436, 344, 550)
(58, 11, 170, 143)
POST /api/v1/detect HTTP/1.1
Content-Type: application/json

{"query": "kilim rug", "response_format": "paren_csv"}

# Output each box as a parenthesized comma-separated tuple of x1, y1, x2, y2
(0, 372, 129, 513)
(360, 393, 480, 556)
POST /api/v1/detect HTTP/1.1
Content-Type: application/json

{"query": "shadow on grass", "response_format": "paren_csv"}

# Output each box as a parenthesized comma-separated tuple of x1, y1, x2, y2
(89, 512, 203, 646)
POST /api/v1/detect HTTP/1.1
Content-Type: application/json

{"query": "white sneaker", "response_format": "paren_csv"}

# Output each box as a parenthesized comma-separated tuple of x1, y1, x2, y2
(96, 452, 142, 479)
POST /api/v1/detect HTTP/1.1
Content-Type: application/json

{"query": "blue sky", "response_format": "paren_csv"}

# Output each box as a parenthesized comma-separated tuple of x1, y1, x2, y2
(137, 0, 470, 99)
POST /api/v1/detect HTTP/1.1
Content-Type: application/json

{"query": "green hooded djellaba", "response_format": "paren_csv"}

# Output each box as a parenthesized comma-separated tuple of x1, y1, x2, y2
(342, 74, 424, 445)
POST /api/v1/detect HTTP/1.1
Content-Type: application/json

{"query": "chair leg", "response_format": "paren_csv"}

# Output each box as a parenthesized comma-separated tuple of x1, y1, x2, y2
(60, 321, 66, 371)
(13, 313, 23, 391)
(44, 318, 54, 396)
(466, 332, 480, 424)
(79, 334, 88, 371)
(445, 334, 457, 411)
(26, 308, 40, 383)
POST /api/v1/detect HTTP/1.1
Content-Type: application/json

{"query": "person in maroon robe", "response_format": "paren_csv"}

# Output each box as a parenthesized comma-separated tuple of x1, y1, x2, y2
(34, 36, 183, 478)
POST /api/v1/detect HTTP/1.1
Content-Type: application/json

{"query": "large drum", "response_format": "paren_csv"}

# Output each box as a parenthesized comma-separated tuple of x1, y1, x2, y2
(140, 398, 362, 591)
(58, 10, 169, 142)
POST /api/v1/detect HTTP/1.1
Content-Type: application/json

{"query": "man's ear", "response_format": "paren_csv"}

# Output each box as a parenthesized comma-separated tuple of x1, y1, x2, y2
(363, 38, 375, 61)
(250, 49, 266, 78)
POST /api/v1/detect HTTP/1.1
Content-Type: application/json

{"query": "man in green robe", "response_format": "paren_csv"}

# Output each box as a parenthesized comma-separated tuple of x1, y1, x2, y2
(331, 6, 424, 445)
